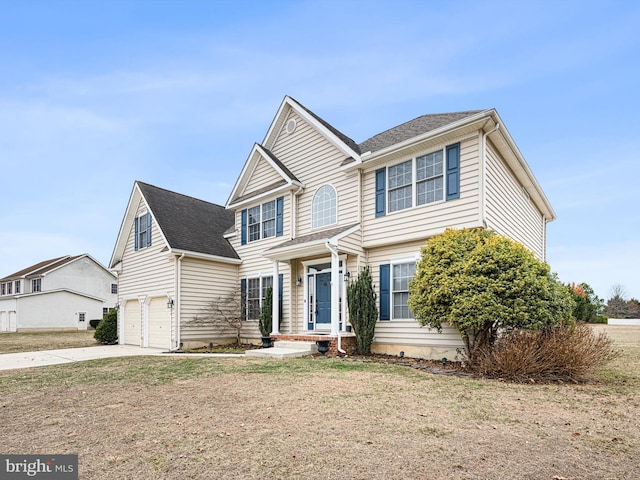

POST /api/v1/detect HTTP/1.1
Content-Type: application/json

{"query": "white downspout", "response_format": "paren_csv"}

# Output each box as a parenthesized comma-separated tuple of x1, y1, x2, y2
(480, 122, 500, 229)
(542, 215, 547, 262)
(325, 241, 346, 354)
(173, 253, 185, 350)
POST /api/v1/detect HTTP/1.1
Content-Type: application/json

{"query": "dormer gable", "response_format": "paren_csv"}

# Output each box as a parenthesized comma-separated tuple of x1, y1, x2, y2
(226, 143, 302, 209)
(227, 96, 362, 210)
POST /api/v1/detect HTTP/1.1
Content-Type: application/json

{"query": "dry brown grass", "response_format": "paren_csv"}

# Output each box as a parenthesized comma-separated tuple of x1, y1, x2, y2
(0, 330, 98, 354)
(0, 325, 638, 479)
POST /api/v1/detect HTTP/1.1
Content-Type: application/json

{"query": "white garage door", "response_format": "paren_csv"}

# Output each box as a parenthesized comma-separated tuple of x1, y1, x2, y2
(123, 300, 142, 346)
(148, 297, 171, 349)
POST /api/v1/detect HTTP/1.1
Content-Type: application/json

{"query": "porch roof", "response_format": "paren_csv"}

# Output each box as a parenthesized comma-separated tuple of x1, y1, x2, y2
(263, 223, 360, 261)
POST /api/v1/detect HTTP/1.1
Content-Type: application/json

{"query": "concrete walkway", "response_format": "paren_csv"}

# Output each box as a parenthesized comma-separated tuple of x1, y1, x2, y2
(0, 345, 165, 371)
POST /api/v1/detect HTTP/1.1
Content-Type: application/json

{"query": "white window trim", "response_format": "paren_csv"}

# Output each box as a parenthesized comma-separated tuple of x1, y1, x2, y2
(245, 273, 274, 321)
(389, 254, 419, 320)
(311, 184, 338, 230)
(248, 200, 277, 242)
(386, 146, 448, 215)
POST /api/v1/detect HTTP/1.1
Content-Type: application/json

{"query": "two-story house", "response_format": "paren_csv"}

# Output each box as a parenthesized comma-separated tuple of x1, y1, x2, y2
(0, 255, 118, 332)
(111, 96, 554, 358)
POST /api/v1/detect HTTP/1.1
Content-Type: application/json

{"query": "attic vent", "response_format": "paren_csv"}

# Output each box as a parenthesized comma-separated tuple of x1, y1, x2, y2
(286, 119, 297, 134)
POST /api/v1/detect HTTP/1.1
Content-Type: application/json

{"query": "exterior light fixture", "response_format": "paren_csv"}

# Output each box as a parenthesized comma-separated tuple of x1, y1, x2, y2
(167, 297, 174, 309)
(344, 271, 351, 282)
(296, 277, 302, 287)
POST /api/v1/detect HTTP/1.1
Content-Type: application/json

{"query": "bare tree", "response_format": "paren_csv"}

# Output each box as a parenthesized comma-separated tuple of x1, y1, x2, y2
(188, 292, 243, 345)
(603, 284, 631, 319)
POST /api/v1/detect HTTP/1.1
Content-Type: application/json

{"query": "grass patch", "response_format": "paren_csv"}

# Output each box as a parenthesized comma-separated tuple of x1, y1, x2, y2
(0, 330, 97, 353)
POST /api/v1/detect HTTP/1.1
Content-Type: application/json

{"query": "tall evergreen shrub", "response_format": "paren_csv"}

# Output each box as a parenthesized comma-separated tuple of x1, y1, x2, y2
(94, 309, 118, 344)
(347, 266, 378, 355)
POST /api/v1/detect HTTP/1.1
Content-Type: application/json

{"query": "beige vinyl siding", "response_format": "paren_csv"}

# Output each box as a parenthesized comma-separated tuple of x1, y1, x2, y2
(242, 155, 282, 196)
(362, 136, 481, 249)
(337, 229, 363, 257)
(366, 242, 464, 356)
(485, 142, 544, 258)
(179, 257, 239, 342)
(270, 111, 360, 238)
(117, 201, 174, 301)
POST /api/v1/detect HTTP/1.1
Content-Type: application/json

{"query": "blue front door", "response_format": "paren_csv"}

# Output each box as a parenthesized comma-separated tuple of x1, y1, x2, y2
(315, 272, 331, 327)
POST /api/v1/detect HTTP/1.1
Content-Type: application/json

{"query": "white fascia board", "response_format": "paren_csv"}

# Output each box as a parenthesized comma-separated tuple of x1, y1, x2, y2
(262, 239, 328, 262)
(168, 249, 243, 265)
(281, 96, 362, 161)
(110, 183, 141, 268)
(18, 288, 105, 302)
(227, 182, 298, 210)
(490, 111, 556, 221)
(328, 224, 361, 245)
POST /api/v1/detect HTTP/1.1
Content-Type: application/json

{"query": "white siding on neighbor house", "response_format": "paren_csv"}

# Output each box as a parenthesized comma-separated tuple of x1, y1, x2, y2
(0, 298, 18, 332)
(362, 136, 482, 249)
(270, 110, 360, 238)
(485, 141, 544, 258)
(179, 257, 239, 342)
(43, 258, 117, 306)
(10, 291, 103, 331)
(366, 241, 465, 354)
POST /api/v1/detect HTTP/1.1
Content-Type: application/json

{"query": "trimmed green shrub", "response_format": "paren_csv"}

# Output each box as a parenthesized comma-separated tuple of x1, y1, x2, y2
(408, 228, 574, 363)
(347, 266, 378, 355)
(258, 286, 273, 337)
(94, 310, 118, 344)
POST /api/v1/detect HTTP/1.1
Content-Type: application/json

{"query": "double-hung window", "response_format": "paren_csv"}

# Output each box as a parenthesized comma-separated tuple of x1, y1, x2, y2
(15, 280, 20, 294)
(376, 142, 459, 217)
(392, 263, 416, 319)
(1, 283, 5, 295)
(246, 276, 273, 320)
(388, 160, 413, 213)
(241, 197, 283, 245)
(32, 278, 41, 293)
(248, 200, 275, 242)
(416, 150, 444, 205)
(6, 282, 11, 295)
(262, 201, 276, 238)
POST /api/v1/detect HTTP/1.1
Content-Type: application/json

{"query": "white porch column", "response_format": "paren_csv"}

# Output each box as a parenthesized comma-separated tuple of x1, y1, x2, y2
(330, 247, 340, 336)
(272, 261, 280, 335)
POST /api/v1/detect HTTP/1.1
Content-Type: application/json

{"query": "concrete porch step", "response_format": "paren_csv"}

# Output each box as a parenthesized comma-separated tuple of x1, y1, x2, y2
(245, 346, 315, 359)
(272, 340, 318, 351)
(245, 340, 318, 359)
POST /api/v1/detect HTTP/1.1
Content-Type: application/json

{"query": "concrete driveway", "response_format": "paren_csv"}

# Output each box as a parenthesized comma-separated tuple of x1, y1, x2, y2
(0, 345, 165, 371)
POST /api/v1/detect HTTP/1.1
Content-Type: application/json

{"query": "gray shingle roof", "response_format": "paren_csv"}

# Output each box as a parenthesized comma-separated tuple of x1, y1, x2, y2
(137, 182, 239, 260)
(259, 145, 300, 183)
(292, 97, 362, 155)
(358, 110, 484, 154)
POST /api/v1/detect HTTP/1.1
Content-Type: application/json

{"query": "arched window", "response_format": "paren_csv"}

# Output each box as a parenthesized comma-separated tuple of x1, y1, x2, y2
(312, 185, 337, 229)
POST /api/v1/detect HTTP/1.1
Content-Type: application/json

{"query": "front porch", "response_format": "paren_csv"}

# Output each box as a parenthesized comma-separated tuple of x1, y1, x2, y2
(272, 333, 357, 356)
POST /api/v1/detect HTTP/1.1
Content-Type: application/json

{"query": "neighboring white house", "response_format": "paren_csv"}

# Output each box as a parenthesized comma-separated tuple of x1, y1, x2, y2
(112, 96, 556, 359)
(0, 255, 118, 332)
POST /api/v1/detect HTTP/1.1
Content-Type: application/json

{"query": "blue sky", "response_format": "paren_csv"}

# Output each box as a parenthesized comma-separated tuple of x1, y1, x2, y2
(1, 0, 638, 301)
